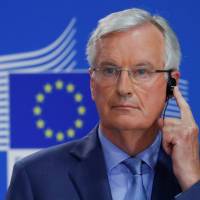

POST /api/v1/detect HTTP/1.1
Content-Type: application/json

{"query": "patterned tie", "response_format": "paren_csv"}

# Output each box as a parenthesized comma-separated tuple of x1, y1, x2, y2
(122, 157, 148, 200)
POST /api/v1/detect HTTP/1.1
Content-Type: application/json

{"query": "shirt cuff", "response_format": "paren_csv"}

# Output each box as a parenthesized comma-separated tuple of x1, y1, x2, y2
(175, 180, 200, 200)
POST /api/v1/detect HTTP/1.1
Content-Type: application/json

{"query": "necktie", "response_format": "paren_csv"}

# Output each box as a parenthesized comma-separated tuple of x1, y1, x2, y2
(122, 157, 148, 200)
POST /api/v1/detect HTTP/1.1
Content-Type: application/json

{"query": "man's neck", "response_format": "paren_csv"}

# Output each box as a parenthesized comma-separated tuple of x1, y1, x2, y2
(100, 123, 159, 156)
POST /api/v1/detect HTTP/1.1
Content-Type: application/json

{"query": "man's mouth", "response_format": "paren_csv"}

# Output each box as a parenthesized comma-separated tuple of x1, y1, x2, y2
(111, 104, 139, 110)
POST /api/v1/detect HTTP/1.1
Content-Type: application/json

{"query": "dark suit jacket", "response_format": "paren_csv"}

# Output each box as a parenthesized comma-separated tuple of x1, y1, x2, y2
(6, 126, 200, 200)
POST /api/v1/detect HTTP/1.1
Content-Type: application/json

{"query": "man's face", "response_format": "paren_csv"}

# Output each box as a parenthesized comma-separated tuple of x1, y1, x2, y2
(90, 23, 168, 131)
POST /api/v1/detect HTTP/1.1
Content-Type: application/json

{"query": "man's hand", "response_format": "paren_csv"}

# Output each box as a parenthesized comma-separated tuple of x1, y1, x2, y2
(158, 86, 200, 191)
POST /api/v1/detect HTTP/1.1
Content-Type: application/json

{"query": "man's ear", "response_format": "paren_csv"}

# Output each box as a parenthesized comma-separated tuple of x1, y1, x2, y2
(171, 70, 180, 85)
(89, 71, 95, 101)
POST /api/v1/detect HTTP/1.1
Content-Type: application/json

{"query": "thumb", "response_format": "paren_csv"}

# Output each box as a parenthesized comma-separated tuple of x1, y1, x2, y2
(157, 118, 172, 155)
(157, 118, 173, 155)
(157, 118, 164, 129)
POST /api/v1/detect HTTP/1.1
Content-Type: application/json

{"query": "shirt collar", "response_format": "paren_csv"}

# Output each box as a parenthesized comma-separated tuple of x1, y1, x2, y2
(136, 132, 161, 170)
(98, 127, 161, 173)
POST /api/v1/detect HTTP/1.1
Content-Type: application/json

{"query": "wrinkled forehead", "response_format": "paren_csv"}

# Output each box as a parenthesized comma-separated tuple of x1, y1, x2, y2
(94, 23, 165, 67)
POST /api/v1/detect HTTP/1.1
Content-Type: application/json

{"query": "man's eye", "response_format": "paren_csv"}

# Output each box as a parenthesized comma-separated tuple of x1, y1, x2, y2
(133, 68, 151, 80)
(135, 68, 149, 75)
(102, 67, 117, 76)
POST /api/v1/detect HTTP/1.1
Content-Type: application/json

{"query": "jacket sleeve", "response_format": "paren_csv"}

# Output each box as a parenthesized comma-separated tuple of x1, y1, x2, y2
(6, 162, 34, 200)
(175, 181, 200, 200)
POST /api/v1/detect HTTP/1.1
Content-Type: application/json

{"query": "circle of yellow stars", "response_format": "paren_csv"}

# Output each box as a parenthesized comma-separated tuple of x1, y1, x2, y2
(33, 80, 87, 142)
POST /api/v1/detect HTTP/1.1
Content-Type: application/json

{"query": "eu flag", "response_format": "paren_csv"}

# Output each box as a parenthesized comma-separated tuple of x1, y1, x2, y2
(10, 73, 98, 148)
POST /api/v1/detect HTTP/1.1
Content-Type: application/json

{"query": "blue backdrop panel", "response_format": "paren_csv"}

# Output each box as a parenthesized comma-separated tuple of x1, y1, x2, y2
(0, 152, 7, 200)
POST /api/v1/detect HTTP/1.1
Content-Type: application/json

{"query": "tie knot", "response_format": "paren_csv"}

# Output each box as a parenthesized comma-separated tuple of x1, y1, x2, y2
(122, 157, 150, 175)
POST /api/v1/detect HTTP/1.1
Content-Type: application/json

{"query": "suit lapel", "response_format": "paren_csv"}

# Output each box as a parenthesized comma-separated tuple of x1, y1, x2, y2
(68, 127, 113, 200)
(151, 146, 181, 200)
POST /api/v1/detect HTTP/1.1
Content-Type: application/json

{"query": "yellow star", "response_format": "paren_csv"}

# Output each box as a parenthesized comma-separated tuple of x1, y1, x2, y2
(77, 106, 86, 115)
(36, 119, 45, 129)
(44, 129, 53, 138)
(44, 83, 52, 93)
(74, 93, 83, 102)
(36, 93, 45, 103)
(66, 83, 75, 93)
(74, 119, 83, 128)
(56, 132, 64, 142)
(67, 129, 75, 138)
(55, 80, 64, 90)
(33, 106, 42, 116)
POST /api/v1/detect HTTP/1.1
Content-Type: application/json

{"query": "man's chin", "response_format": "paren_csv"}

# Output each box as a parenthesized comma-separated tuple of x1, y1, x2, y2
(106, 117, 148, 131)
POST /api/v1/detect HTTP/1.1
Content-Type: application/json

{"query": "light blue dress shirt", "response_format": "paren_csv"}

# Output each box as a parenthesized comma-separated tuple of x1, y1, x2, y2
(98, 128, 161, 200)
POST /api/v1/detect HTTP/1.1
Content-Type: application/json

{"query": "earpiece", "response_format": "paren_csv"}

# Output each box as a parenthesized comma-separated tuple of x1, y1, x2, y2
(163, 71, 177, 120)
(166, 75, 176, 99)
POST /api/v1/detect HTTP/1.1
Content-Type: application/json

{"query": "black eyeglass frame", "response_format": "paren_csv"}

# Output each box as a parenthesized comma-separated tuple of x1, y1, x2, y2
(89, 67, 176, 76)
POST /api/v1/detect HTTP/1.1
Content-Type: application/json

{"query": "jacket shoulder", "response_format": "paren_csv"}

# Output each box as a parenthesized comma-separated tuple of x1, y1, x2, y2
(16, 134, 91, 171)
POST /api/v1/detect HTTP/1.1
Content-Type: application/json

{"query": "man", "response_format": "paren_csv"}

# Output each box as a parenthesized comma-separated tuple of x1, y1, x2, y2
(7, 8, 200, 200)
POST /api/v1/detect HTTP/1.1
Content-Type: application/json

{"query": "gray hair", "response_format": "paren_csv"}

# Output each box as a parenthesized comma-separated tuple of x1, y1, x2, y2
(86, 8, 181, 70)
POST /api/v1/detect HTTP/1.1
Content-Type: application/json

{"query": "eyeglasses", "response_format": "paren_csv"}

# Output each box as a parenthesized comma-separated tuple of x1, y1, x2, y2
(89, 65, 174, 86)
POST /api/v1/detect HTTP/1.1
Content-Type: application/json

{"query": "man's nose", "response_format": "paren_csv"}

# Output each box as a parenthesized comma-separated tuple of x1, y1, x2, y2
(116, 70, 133, 97)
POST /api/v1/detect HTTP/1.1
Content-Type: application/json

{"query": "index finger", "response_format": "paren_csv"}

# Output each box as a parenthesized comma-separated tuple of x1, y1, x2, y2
(173, 86, 194, 121)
